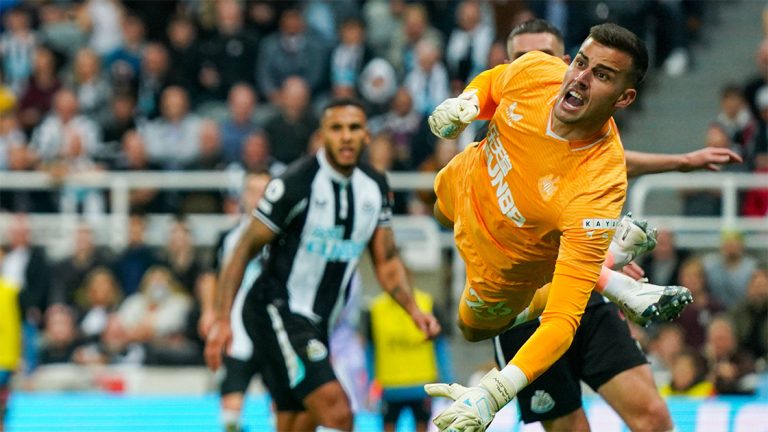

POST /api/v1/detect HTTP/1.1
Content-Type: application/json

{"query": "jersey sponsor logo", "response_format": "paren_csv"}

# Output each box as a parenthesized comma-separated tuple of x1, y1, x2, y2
(306, 226, 366, 261)
(538, 175, 560, 202)
(265, 179, 285, 202)
(505, 101, 524, 125)
(530, 390, 556, 413)
(485, 124, 526, 227)
(582, 218, 619, 229)
(306, 338, 328, 362)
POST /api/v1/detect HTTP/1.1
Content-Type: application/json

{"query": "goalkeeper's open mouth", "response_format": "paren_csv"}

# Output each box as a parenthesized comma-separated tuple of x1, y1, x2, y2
(561, 89, 586, 111)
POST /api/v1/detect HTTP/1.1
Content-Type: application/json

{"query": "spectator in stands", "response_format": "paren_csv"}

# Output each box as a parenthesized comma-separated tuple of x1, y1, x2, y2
(111, 211, 161, 297)
(717, 84, 757, 153)
(188, 120, 224, 170)
(744, 38, 768, 119)
(135, 43, 172, 119)
(219, 84, 261, 164)
(113, 130, 166, 213)
(702, 230, 758, 309)
(165, 15, 200, 99)
(73, 314, 145, 366)
(358, 57, 398, 115)
(227, 130, 285, 179)
(118, 265, 195, 365)
(676, 256, 725, 349)
(39, 304, 81, 365)
(487, 40, 508, 69)
(404, 38, 450, 118)
(330, 17, 373, 99)
(445, 0, 494, 93)
(197, 0, 260, 104)
(256, 8, 331, 102)
(0, 7, 37, 93)
(742, 153, 768, 216)
(365, 133, 408, 215)
(29, 88, 101, 169)
(362, 0, 406, 59)
(386, 4, 442, 78)
(2, 214, 51, 329)
(646, 324, 686, 380)
(263, 76, 318, 164)
(0, 88, 25, 172)
(705, 316, 757, 395)
(100, 90, 139, 167)
(369, 87, 423, 169)
(140, 86, 203, 170)
(37, 2, 87, 61)
(69, 48, 112, 128)
(729, 267, 768, 364)
(159, 217, 208, 295)
(17, 46, 62, 136)
(682, 122, 745, 216)
(659, 350, 714, 397)
(639, 229, 690, 287)
(76, 267, 121, 342)
(80, 0, 124, 57)
(415, 138, 459, 214)
(103, 13, 146, 90)
(51, 223, 113, 307)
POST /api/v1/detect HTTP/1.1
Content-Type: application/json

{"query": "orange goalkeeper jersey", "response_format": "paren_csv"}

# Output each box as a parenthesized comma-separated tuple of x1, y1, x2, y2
(434, 51, 627, 381)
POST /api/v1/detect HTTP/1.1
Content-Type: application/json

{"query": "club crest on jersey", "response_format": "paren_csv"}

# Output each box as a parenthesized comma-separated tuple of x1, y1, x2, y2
(530, 390, 555, 413)
(306, 339, 328, 362)
(265, 179, 285, 202)
(505, 101, 524, 126)
(538, 175, 560, 202)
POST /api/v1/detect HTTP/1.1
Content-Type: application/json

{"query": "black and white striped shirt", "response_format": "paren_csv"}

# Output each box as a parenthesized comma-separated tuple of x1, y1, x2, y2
(249, 149, 392, 334)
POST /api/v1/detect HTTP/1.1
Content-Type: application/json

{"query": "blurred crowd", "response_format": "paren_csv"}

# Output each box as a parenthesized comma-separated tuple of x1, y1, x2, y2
(0, 0, 765, 401)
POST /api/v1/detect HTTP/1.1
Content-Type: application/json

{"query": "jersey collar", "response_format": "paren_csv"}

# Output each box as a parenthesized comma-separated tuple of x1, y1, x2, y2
(317, 149, 354, 184)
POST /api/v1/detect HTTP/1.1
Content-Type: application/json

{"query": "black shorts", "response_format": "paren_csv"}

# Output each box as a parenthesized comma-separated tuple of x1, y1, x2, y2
(493, 302, 647, 424)
(220, 354, 262, 396)
(382, 398, 432, 425)
(242, 299, 337, 412)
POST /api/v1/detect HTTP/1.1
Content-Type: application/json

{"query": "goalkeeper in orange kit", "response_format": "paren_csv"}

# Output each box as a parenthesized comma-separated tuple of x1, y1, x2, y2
(423, 23, 695, 432)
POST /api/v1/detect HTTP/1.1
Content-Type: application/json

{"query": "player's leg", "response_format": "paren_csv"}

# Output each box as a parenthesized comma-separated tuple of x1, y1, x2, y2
(578, 303, 673, 432)
(408, 398, 432, 432)
(457, 280, 534, 341)
(493, 321, 585, 430)
(381, 399, 404, 432)
(302, 380, 353, 430)
(219, 355, 260, 431)
(596, 365, 673, 432)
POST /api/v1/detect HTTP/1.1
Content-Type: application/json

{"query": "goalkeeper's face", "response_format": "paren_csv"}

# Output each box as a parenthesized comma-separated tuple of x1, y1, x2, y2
(321, 105, 369, 175)
(554, 38, 637, 130)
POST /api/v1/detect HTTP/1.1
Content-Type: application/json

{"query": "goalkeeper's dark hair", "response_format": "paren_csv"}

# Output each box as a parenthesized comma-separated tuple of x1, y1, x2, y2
(508, 19, 564, 45)
(588, 23, 649, 86)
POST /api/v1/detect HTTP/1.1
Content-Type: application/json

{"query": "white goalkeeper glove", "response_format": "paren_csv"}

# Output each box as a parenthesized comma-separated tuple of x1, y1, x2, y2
(425, 368, 518, 432)
(428, 90, 480, 139)
(608, 212, 657, 270)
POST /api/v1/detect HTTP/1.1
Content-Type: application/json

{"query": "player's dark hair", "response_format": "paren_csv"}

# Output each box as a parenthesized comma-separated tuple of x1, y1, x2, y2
(588, 23, 649, 86)
(508, 19, 564, 45)
(322, 98, 368, 116)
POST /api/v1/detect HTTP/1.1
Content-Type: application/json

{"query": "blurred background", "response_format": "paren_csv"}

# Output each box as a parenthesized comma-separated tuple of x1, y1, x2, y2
(0, 0, 766, 431)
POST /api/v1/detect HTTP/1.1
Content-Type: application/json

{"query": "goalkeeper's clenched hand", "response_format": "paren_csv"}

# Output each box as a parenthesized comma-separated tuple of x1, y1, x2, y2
(425, 368, 517, 432)
(428, 91, 480, 139)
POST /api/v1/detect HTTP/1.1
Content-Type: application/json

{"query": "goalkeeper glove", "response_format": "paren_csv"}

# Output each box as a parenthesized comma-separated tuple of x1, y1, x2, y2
(425, 368, 517, 432)
(608, 212, 657, 270)
(428, 90, 480, 139)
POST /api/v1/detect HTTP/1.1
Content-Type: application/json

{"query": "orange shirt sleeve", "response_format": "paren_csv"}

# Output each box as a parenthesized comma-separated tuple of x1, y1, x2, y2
(509, 184, 626, 382)
(464, 64, 507, 121)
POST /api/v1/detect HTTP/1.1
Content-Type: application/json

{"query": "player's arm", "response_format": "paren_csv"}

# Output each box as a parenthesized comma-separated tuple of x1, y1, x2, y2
(625, 147, 742, 178)
(367, 226, 440, 339)
(205, 218, 274, 371)
(511, 186, 625, 383)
